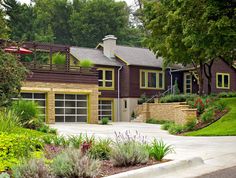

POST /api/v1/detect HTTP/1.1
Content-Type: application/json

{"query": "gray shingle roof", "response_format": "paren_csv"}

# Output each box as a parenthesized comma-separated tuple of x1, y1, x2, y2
(70, 46, 121, 66)
(114, 45, 163, 67)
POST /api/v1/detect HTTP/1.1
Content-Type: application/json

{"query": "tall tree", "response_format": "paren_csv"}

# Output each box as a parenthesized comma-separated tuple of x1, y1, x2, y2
(0, 4, 8, 38)
(2, 0, 35, 41)
(69, 0, 130, 47)
(143, 0, 236, 95)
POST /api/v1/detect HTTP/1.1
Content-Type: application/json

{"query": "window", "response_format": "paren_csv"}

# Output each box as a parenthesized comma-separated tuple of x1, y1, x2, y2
(55, 94, 88, 122)
(216, 73, 230, 89)
(124, 100, 127, 109)
(99, 100, 113, 120)
(98, 68, 114, 90)
(184, 73, 192, 94)
(140, 70, 164, 89)
(19, 93, 46, 120)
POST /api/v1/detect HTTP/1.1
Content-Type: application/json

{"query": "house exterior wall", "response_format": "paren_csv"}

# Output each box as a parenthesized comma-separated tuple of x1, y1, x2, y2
(120, 98, 139, 122)
(126, 66, 171, 98)
(21, 81, 99, 124)
(96, 65, 119, 98)
(202, 59, 236, 94)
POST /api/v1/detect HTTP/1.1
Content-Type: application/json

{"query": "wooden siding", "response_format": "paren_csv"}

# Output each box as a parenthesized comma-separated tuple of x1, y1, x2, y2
(125, 66, 171, 98)
(26, 69, 98, 84)
(203, 59, 236, 93)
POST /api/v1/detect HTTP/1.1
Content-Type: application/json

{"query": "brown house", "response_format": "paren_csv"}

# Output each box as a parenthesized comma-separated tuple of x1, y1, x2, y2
(2, 35, 235, 123)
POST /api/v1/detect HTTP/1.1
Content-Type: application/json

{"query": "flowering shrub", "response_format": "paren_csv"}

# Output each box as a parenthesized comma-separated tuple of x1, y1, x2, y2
(194, 97, 205, 115)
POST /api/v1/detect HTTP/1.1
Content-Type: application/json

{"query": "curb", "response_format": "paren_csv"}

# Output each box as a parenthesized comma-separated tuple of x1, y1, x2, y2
(104, 157, 204, 178)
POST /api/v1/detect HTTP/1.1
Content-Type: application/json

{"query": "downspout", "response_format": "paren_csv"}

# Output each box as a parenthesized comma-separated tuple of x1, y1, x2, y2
(169, 68, 173, 94)
(117, 65, 123, 122)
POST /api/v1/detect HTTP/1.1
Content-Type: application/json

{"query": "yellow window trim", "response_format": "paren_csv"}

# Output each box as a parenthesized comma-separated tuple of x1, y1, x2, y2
(184, 73, 192, 94)
(216, 73, 230, 89)
(99, 98, 115, 122)
(97, 68, 115, 90)
(114, 54, 129, 65)
(139, 69, 165, 90)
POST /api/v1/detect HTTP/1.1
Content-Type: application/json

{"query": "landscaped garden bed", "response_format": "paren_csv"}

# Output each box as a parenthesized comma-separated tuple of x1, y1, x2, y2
(147, 92, 236, 136)
(0, 100, 174, 178)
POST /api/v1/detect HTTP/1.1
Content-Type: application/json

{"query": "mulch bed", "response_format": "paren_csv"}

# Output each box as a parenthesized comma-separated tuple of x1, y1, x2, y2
(97, 159, 171, 178)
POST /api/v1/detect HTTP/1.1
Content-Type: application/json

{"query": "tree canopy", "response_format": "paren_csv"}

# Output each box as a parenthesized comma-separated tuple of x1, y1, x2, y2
(0, 0, 145, 47)
(143, 0, 236, 94)
(0, 51, 27, 107)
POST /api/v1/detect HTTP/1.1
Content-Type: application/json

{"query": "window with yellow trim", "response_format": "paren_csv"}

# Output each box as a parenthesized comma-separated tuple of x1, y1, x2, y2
(98, 68, 114, 90)
(140, 70, 164, 89)
(216, 73, 230, 89)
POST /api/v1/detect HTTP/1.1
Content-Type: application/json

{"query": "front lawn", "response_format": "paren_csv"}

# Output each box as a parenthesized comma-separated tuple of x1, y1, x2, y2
(186, 98, 236, 136)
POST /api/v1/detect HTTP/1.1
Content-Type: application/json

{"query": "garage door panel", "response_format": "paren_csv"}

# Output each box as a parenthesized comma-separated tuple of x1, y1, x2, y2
(55, 94, 88, 122)
(55, 116, 64, 122)
(99, 100, 113, 120)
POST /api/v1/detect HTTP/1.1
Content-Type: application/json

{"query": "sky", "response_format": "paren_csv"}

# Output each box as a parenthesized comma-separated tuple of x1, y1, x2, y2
(18, 0, 136, 6)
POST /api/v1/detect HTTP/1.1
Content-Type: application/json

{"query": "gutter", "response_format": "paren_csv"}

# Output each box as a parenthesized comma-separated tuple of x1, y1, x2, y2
(117, 65, 123, 122)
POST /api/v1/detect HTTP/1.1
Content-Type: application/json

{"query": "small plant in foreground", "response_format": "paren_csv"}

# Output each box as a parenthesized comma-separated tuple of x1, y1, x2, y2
(89, 139, 112, 160)
(148, 139, 174, 161)
(101, 117, 109, 125)
(111, 131, 149, 166)
(12, 159, 53, 178)
(68, 134, 84, 148)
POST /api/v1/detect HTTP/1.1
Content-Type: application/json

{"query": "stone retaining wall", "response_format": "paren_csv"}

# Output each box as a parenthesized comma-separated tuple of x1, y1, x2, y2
(135, 102, 197, 125)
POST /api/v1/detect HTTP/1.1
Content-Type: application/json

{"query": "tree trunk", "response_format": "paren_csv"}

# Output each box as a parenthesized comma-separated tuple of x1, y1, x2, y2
(204, 59, 214, 95)
(198, 61, 204, 96)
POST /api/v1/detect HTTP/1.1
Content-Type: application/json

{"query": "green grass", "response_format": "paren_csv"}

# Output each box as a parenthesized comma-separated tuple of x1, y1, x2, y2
(185, 98, 236, 136)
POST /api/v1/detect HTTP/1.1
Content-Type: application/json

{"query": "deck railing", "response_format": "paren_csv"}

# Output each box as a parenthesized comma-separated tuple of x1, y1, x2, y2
(22, 62, 97, 75)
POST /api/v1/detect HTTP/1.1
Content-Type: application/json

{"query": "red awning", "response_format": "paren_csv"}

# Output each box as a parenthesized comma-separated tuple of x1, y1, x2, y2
(4, 46, 33, 54)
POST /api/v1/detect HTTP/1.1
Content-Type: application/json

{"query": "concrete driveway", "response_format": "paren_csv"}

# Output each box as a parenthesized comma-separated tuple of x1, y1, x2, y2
(51, 122, 236, 177)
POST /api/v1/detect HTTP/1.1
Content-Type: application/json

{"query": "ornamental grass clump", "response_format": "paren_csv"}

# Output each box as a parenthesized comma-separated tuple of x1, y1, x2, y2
(148, 139, 174, 161)
(10, 100, 43, 129)
(110, 131, 149, 167)
(0, 110, 20, 132)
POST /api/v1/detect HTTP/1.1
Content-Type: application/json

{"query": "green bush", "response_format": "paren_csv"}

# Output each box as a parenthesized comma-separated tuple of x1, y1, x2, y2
(168, 124, 184, 134)
(0, 132, 43, 171)
(68, 134, 84, 148)
(101, 117, 109, 125)
(200, 109, 214, 122)
(89, 139, 111, 160)
(110, 131, 149, 166)
(218, 92, 236, 98)
(159, 94, 196, 103)
(146, 118, 172, 125)
(36, 124, 57, 134)
(80, 59, 94, 68)
(0, 110, 20, 132)
(12, 159, 52, 178)
(161, 122, 174, 130)
(51, 149, 100, 178)
(148, 139, 174, 161)
(52, 52, 65, 65)
(184, 118, 197, 131)
(214, 100, 227, 112)
(10, 100, 43, 129)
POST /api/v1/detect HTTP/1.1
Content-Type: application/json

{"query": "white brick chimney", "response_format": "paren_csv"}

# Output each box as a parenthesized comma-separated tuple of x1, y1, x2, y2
(102, 35, 117, 58)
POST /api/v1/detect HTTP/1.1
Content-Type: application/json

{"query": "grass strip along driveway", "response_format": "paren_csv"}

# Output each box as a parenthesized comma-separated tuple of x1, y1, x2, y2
(186, 97, 236, 136)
